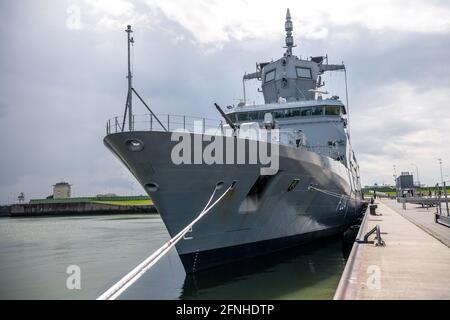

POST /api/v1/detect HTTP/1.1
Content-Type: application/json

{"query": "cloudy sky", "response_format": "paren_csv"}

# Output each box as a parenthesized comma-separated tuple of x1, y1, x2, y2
(0, 0, 449, 203)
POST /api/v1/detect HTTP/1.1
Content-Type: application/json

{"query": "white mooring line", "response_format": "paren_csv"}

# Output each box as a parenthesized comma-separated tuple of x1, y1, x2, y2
(97, 181, 234, 300)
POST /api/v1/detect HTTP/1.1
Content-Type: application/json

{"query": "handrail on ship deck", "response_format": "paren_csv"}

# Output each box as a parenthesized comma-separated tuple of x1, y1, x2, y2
(106, 113, 223, 135)
(105, 113, 344, 161)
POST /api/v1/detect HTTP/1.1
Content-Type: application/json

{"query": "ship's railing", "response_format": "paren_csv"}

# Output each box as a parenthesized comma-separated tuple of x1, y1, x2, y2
(105, 114, 344, 160)
(106, 114, 223, 135)
(305, 145, 343, 160)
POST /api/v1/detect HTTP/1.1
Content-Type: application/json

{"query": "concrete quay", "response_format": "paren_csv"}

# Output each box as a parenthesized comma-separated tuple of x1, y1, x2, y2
(335, 198, 450, 300)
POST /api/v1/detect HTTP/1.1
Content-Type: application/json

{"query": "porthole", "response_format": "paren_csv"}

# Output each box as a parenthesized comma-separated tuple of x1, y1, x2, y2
(126, 139, 144, 152)
(216, 181, 225, 190)
(144, 182, 159, 192)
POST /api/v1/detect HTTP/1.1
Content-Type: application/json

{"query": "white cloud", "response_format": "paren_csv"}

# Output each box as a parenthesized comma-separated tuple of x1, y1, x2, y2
(84, 0, 135, 17)
(1, 0, 450, 203)
(352, 82, 450, 186)
(83, 0, 153, 30)
(82, 0, 450, 46)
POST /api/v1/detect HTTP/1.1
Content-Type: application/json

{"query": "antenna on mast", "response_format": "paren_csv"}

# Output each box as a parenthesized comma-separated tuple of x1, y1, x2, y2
(284, 8, 296, 56)
(125, 25, 134, 131)
(120, 25, 167, 132)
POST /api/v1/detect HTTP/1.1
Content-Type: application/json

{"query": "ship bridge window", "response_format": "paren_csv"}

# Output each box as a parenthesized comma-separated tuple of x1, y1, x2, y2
(296, 67, 312, 79)
(236, 112, 265, 122)
(284, 108, 301, 118)
(301, 108, 311, 116)
(228, 113, 237, 122)
(299, 106, 323, 117)
(272, 110, 285, 119)
(325, 106, 340, 116)
(236, 106, 332, 122)
(264, 69, 276, 83)
(248, 112, 263, 121)
(312, 106, 323, 116)
(237, 113, 249, 121)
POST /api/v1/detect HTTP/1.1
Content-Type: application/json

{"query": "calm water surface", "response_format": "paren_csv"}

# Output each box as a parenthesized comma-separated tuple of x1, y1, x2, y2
(0, 214, 346, 299)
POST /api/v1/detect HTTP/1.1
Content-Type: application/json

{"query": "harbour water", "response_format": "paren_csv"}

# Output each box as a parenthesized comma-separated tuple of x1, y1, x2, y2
(0, 214, 347, 300)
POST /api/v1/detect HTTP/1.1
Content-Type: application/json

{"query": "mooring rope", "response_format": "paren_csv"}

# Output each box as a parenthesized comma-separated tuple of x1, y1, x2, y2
(308, 184, 355, 201)
(308, 184, 359, 218)
(97, 182, 234, 300)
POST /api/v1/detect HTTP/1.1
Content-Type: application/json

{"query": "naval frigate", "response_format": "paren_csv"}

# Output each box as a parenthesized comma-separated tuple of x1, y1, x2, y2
(104, 9, 365, 273)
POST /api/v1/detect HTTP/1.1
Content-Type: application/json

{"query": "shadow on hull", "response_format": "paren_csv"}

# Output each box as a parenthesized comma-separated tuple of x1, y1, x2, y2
(180, 235, 347, 300)
(179, 226, 346, 273)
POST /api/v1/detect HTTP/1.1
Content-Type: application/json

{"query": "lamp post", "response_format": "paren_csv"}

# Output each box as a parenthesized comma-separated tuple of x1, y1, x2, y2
(393, 165, 398, 197)
(438, 158, 444, 185)
(410, 163, 420, 188)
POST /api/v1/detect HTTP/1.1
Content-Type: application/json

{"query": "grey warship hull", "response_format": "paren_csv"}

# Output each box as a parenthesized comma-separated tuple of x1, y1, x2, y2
(104, 9, 364, 273)
(104, 131, 364, 273)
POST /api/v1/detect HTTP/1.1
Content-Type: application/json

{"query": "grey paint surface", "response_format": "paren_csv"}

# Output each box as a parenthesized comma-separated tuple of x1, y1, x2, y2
(102, 10, 364, 272)
(104, 131, 363, 267)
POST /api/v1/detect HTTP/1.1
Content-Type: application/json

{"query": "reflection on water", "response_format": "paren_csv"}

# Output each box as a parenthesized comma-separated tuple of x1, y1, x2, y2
(180, 238, 346, 300)
(120, 235, 347, 300)
(0, 214, 348, 300)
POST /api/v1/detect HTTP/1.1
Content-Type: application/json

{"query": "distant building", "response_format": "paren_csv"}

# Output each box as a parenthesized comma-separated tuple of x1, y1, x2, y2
(17, 192, 25, 203)
(53, 182, 71, 199)
(397, 172, 414, 189)
(396, 172, 414, 197)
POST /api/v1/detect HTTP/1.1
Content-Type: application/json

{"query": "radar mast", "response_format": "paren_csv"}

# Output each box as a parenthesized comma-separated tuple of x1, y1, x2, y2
(284, 8, 295, 56)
